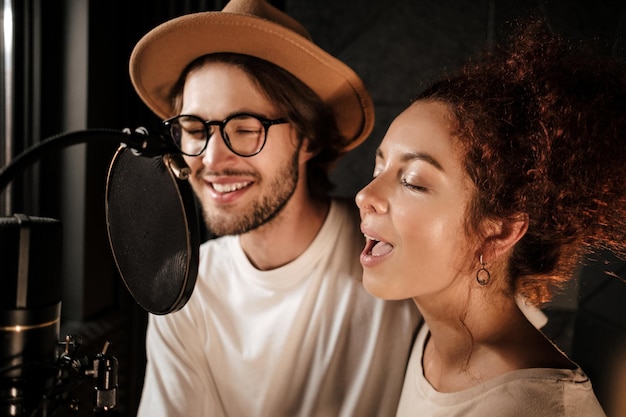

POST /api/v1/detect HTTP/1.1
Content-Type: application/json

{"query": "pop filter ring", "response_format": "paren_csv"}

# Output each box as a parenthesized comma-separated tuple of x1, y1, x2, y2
(105, 146, 199, 314)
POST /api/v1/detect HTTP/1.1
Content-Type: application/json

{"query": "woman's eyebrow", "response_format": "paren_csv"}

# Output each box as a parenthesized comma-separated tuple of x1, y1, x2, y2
(402, 152, 444, 171)
(376, 147, 444, 172)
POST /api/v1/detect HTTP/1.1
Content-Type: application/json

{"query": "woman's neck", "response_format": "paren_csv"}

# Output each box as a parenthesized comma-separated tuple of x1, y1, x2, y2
(416, 291, 573, 392)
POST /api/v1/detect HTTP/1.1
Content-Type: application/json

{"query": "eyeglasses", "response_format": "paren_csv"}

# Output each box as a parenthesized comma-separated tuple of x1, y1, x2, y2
(163, 113, 289, 157)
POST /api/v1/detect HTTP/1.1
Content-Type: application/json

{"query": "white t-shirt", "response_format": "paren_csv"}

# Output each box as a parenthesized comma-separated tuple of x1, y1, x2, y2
(137, 199, 420, 417)
(396, 323, 607, 417)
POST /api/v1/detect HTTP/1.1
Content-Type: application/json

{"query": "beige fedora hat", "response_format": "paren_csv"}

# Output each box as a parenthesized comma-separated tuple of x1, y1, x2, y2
(129, 0, 374, 151)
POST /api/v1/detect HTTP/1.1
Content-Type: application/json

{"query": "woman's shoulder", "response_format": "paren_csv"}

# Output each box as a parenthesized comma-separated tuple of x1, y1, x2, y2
(484, 367, 606, 417)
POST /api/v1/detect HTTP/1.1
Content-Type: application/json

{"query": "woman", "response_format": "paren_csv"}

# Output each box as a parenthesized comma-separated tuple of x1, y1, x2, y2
(356, 19, 626, 416)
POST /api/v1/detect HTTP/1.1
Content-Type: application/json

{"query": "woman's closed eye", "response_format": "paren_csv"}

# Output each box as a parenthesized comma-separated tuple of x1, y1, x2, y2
(401, 177, 428, 192)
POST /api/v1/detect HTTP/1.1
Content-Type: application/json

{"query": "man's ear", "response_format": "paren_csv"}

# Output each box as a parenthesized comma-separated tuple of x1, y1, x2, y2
(298, 137, 316, 164)
(480, 213, 529, 262)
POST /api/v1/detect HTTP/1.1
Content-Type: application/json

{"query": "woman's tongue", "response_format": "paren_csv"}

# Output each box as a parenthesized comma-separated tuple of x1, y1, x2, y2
(371, 241, 393, 256)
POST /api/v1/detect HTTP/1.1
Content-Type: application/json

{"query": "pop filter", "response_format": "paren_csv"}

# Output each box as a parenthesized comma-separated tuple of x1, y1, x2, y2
(105, 146, 200, 315)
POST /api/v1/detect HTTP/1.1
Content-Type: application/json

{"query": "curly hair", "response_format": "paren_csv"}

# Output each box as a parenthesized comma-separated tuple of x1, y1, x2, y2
(418, 18, 626, 306)
(169, 53, 347, 200)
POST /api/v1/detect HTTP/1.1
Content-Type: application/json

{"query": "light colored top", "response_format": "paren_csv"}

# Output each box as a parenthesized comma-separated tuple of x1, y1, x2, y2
(396, 322, 607, 417)
(137, 199, 420, 417)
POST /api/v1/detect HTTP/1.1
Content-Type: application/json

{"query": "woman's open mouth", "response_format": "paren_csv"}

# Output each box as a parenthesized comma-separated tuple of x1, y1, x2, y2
(363, 234, 394, 257)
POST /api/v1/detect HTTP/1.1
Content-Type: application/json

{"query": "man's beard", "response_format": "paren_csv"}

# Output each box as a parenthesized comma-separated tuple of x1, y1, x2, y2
(202, 151, 300, 236)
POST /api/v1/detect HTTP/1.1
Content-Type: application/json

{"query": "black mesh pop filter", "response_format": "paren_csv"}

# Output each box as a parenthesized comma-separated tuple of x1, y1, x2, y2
(105, 146, 200, 314)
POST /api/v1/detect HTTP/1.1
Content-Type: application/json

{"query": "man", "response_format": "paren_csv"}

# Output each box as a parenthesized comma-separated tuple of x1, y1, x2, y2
(129, 1, 419, 416)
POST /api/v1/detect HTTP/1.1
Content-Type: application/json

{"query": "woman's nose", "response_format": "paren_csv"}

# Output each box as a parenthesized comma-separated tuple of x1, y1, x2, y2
(355, 177, 388, 215)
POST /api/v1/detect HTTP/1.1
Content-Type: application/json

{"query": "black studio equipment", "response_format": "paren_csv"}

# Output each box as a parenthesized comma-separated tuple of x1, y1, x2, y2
(0, 128, 200, 416)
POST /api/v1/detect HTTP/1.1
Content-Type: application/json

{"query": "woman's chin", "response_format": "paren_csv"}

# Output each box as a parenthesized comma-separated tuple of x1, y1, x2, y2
(362, 272, 401, 300)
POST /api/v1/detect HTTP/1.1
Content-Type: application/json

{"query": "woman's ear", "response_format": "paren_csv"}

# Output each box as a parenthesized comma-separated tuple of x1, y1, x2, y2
(480, 213, 529, 262)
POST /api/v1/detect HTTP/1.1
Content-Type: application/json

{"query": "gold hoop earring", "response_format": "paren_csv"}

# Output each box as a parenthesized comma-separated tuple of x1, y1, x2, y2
(476, 255, 491, 286)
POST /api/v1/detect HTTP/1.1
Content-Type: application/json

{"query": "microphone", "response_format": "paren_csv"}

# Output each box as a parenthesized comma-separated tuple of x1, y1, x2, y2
(0, 214, 62, 416)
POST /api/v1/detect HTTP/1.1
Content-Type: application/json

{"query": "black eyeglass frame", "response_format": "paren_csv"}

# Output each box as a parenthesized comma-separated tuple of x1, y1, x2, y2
(162, 113, 289, 158)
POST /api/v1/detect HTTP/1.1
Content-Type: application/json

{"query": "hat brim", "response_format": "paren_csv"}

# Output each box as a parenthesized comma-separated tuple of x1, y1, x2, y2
(129, 11, 374, 150)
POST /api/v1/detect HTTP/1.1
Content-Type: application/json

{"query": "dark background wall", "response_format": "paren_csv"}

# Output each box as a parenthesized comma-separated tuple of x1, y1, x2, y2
(2, 0, 625, 416)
